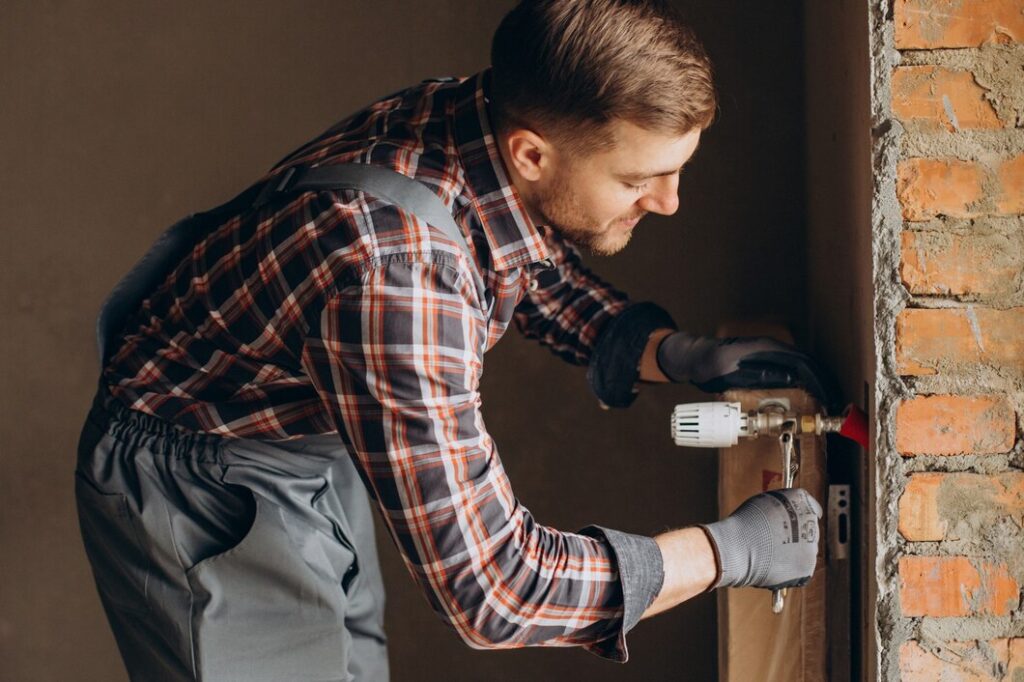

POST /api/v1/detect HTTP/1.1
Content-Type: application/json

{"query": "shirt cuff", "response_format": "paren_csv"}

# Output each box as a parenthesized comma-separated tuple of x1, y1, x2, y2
(586, 302, 677, 408)
(577, 525, 665, 662)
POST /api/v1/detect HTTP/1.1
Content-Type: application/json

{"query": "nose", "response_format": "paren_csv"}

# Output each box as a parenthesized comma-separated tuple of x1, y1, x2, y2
(639, 174, 680, 216)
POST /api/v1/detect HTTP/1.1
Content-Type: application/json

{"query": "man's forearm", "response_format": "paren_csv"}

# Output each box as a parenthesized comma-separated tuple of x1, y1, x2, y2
(642, 526, 718, 619)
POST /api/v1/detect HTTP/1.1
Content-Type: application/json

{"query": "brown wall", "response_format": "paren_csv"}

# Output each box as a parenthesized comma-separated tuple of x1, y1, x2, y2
(0, 2, 808, 680)
(803, 1, 874, 679)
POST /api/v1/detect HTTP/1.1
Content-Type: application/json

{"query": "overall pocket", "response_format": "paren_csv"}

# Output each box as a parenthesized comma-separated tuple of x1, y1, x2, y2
(183, 483, 357, 681)
(75, 472, 152, 616)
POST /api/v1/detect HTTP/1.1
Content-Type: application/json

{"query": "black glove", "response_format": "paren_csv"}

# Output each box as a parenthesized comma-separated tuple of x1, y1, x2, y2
(655, 333, 839, 410)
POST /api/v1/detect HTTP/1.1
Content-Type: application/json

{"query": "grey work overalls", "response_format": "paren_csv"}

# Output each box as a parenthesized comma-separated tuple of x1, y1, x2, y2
(76, 165, 482, 681)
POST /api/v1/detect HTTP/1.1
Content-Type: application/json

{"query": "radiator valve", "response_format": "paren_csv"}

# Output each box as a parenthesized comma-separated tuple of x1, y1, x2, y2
(671, 400, 867, 449)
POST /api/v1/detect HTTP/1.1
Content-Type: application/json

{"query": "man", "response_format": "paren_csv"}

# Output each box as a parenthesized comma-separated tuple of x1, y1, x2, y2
(76, 1, 829, 679)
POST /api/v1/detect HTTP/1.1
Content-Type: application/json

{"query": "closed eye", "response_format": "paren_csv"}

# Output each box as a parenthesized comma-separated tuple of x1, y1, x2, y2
(625, 168, 683, 191)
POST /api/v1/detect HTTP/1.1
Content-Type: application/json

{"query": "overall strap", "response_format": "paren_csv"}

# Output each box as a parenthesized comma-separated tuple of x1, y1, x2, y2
(97, 165, 487, 366)
(254, 164, 487, 304)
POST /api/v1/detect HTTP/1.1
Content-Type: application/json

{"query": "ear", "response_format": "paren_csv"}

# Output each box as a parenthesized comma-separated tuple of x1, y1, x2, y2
(501, 128, 551, 182)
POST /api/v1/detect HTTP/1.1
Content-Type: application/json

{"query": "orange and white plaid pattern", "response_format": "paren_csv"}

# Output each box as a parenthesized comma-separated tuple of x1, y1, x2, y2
(105, 72, 642, 659)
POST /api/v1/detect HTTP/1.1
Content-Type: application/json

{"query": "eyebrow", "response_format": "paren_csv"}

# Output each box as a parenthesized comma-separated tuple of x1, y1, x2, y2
(617, 164, 687, 182)
(618, 137, 702, 182)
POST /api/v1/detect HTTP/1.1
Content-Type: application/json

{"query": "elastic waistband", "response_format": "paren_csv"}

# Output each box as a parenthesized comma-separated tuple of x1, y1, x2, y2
(88, 385, 225, 462)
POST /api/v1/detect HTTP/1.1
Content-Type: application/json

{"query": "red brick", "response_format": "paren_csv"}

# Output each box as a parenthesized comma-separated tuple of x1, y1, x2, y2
(997, 153, 1024, 214)
(898, 158, 986, 221)
(900, 638, 1024, 680)
(896, 395, 1016, 455)
(895, 307, 1024, 376)
(901, 474, 947, 539)
(892, 66, 1004, 130)
(900, 231, 1024, 296)
(899, 472, 1024, 540)
(895, 0, 1024, 49)
(899, 556, 1019, 617)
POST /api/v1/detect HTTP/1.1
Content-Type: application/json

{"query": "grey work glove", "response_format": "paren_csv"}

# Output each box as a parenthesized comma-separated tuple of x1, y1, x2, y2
(700, 488, 822, 590)
(656, 333, 840, 411)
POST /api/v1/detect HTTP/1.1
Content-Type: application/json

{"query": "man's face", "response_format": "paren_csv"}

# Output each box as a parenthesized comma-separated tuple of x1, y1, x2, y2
(529, 121, 702, 255)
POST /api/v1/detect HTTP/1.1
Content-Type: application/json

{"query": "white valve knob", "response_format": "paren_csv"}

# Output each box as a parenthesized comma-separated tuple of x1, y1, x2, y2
(671, 401, 748, 448)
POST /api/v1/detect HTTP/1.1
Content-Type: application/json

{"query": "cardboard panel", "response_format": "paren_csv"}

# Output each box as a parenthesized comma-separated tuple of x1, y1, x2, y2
(717, 388, 828, 682)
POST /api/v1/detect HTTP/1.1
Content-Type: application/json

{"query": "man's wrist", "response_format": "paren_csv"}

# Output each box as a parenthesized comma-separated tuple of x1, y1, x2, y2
(696, 525, 723, 592)
(701, 516, 744, 589)
(638, 328, 675, 383)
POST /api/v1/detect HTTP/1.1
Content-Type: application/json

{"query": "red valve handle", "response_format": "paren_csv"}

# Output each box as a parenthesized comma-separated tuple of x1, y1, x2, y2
(838, 404, 868, 448)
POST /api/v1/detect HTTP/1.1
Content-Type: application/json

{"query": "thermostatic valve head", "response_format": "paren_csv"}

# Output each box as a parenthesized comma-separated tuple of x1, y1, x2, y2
(671, 402, 749, 448)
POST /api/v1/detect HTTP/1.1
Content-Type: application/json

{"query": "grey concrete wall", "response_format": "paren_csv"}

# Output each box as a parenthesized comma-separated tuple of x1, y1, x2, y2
(865, 3, 1024, 681)
(0, 2, 808, 680)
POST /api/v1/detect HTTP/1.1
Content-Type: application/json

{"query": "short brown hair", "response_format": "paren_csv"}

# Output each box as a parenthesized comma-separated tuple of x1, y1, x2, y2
(490, 0, 717, 151)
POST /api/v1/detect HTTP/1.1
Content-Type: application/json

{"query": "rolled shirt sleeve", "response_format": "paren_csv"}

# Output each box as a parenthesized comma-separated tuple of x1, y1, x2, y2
(580, 526, 665, 658)
(302, 255, 662, 661)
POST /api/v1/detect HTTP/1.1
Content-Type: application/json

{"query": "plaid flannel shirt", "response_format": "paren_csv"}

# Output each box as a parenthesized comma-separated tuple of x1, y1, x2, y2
(104, 71, 667, 661)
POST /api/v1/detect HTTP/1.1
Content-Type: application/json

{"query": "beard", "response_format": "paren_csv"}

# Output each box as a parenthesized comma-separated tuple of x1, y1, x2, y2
(531, 173, 644, 256)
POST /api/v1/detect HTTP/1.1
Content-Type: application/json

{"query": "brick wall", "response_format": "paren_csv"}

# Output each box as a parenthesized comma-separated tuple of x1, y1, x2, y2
(884, 1, 1024, 679)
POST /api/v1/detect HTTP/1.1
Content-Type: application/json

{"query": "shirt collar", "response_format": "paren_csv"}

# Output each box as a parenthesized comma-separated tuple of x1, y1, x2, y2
(453, 70, 550, 271)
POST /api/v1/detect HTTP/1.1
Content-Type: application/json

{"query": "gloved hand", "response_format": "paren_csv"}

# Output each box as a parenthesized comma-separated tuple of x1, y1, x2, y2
(656, 333, 839, 411)
(700, 488, 822, 590)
